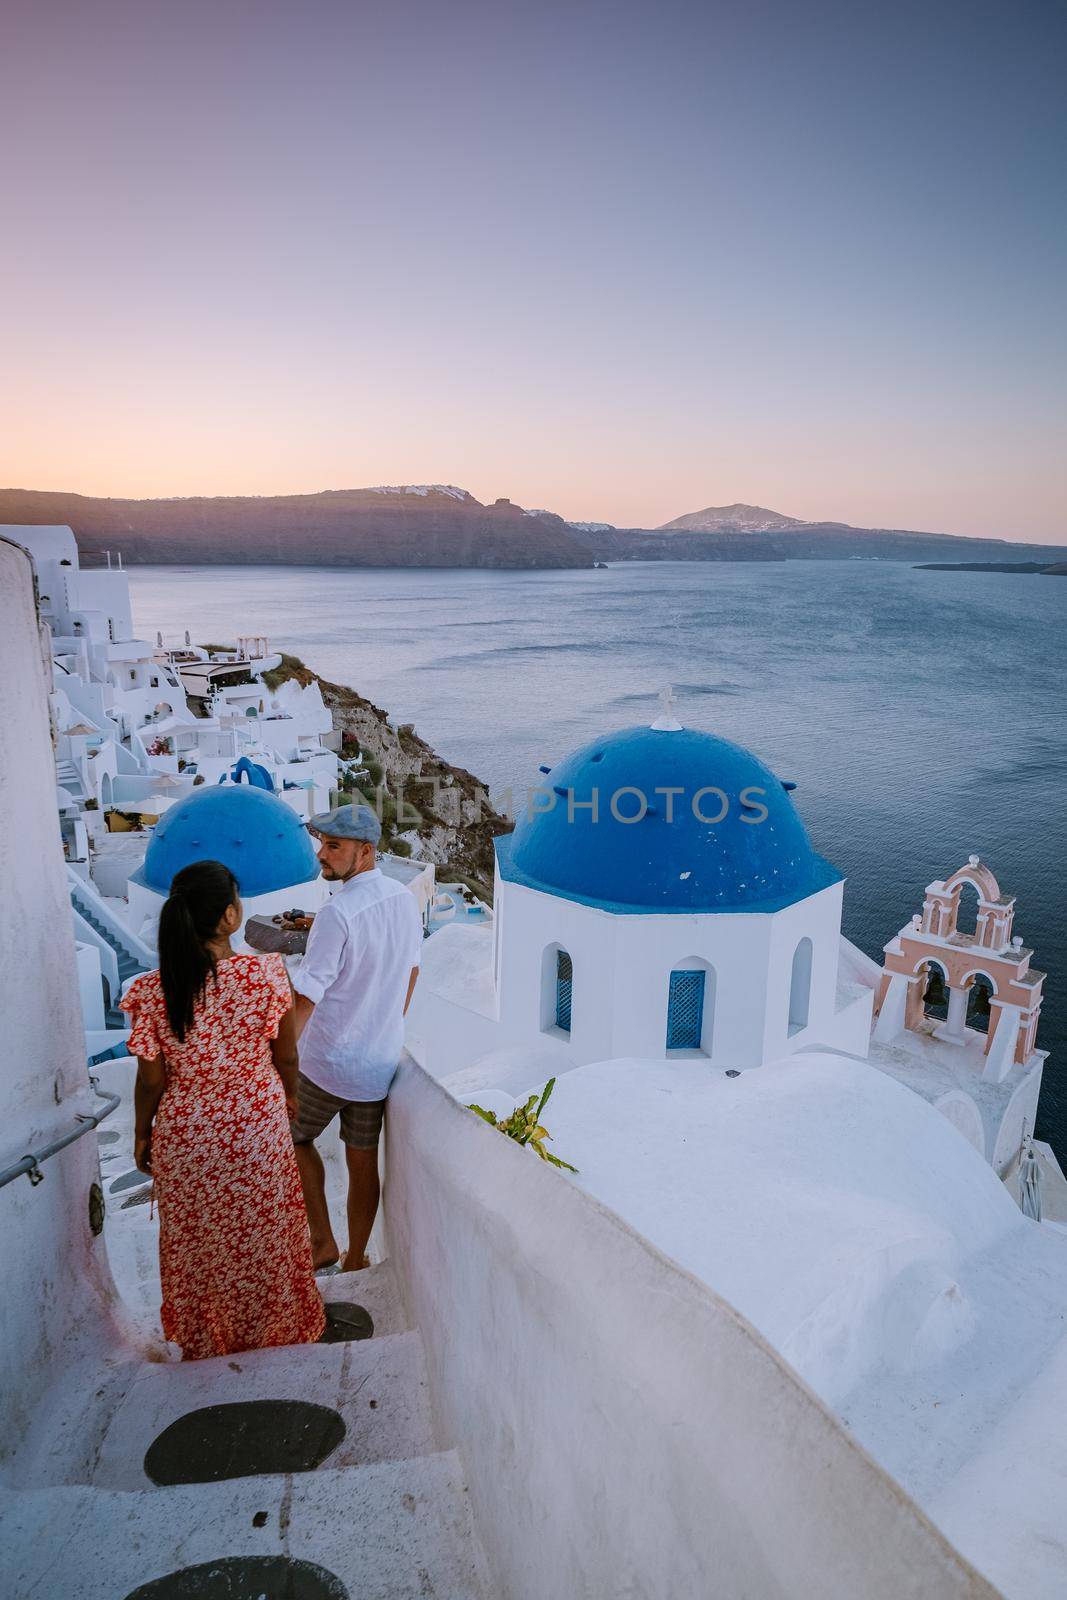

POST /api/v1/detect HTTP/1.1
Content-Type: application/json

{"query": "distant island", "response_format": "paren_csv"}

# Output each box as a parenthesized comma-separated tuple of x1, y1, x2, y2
(1, 486, 1064, 570)
(916, 560, 1067, 575)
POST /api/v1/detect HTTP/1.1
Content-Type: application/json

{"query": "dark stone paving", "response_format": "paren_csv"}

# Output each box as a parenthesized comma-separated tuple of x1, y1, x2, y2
(110, 1169, 151, 1193)
(318, 1302, 374, 1344)
(144, 1401, 346, 1486)
(123, 1556, 348, 1598)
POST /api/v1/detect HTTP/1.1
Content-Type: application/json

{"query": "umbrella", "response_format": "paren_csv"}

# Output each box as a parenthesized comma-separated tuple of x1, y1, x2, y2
(1019, 1133, 1042, 1222)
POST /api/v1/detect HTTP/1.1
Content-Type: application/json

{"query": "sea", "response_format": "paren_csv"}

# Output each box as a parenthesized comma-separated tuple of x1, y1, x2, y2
(128, 559, 1067, 1156)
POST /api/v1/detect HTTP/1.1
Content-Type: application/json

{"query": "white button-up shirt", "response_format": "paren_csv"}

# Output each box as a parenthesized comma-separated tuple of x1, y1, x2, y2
(293, 867, 423, 1102)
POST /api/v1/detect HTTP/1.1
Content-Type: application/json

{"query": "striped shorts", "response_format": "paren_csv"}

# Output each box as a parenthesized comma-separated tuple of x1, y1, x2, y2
(290, 1072, 386, 1151)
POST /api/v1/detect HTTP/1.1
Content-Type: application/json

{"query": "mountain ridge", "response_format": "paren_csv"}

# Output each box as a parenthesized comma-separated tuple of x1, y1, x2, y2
(659, 502, 811, 533)
(0, 485, 592, 569)
(1, 485, 1063, 567)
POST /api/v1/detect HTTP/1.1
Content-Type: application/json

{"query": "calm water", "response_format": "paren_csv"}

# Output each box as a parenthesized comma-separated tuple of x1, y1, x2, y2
(128, 560, 1067, 1155)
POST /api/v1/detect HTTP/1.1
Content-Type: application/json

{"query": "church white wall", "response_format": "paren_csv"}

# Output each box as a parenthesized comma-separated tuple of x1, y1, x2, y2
(763, 881, 847, 1059)
(385, 1055, 998, 1600)
(494, 874, 846, 1068)
(0, 538, 122, 1466)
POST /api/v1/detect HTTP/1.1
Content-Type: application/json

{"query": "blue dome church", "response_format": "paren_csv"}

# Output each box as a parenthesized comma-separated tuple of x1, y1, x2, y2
(499, 723, 840, 915)
(128, 784, 324, 946)
(407, 694, 874, 1083)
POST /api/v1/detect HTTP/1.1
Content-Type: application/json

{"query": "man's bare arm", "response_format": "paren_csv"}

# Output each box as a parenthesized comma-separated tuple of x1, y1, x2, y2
(292, 990, 316, 1039)
(404, 965, 419, 1015)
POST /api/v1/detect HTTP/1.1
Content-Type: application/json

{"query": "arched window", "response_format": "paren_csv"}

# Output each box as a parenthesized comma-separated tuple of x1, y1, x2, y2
(555, 949, 573, 1032)
(788, 937, 813, 1035)
(965, 973, 995, 1034)
(666, 960, 714, 1052)
(921, 961, 949, 1021)
(955, 882, 980, 937)
(541, 943, 573, 1036)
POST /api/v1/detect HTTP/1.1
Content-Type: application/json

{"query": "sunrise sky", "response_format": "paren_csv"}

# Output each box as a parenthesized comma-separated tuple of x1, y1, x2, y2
(2, 0, 1064, 540)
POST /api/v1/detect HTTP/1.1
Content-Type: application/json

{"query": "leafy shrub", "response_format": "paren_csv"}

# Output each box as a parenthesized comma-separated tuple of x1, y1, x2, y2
(468, 1078, 577, 1172)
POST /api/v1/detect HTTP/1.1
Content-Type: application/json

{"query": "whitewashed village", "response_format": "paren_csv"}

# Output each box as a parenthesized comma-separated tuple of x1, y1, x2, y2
(2, 522, 1066, 1600)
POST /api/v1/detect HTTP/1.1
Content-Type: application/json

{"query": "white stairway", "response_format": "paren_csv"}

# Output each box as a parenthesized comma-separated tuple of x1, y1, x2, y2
(3, 1263, 489, 1599)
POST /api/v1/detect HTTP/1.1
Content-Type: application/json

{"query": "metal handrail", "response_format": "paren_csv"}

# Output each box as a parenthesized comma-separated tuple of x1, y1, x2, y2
(0, 1076, 121, 1190)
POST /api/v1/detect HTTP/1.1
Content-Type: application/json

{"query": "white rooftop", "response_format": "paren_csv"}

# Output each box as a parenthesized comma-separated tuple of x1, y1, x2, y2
(524, 1051, 1067, 1599)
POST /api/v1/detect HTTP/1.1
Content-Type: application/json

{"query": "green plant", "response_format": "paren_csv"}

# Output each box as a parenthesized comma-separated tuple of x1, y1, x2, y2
(468, 1078, 577, 1172)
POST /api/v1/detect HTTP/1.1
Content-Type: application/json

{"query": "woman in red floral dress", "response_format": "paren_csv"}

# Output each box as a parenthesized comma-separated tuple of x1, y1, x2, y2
(122, 860, 325, 1359)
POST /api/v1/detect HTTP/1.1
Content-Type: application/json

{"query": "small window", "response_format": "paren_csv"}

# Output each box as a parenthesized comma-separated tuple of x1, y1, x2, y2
(555, 950, 573, 1033)
(666, 969, 705, 1050)
(788, 937, 813, 1035)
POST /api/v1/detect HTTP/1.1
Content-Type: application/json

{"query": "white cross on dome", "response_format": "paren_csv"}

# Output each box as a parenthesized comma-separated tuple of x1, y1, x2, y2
(650, 684, 683, 731)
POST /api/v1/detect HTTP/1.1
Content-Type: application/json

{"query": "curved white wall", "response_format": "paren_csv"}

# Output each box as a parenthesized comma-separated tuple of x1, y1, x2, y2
(384, 1055, 997, 1600)
(0, 538, 122, 1469)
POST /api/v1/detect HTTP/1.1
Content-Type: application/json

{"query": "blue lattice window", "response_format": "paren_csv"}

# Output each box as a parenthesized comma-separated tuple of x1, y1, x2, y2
(555, 950, 573, 1033)
(666, 969, 705, 1050)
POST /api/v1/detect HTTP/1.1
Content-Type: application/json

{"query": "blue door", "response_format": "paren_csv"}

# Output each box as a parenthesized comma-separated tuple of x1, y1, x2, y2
(666, 969, 705, 1049)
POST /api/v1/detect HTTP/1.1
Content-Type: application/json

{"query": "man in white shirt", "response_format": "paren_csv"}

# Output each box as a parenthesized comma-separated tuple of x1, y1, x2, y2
(290, 803, 422, 1272)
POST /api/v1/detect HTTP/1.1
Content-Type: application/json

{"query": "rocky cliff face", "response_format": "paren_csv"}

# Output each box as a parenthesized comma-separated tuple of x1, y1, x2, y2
(261, 653, 512, 899)
(0, 485, 594, 569)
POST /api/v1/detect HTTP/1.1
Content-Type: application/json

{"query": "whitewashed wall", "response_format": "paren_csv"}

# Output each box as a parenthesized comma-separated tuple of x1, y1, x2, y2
(496, 874, 850, 1065)
(0, 538, 122, 1464)
(385, 1055, 998, 1600)
(444, 870, 857, 1070)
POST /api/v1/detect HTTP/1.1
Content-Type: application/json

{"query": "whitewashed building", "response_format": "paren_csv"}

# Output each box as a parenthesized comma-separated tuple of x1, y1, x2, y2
(3, 532, 1066, 1599)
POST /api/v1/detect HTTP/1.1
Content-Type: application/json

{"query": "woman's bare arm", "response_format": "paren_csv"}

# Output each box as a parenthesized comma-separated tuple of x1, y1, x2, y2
(271, 1005, 301, 1118)
(134, 1055, 166, 1174)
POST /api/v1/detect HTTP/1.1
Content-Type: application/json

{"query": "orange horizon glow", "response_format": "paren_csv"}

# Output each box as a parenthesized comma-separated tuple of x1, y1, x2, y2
(2, 1, 1064, 546)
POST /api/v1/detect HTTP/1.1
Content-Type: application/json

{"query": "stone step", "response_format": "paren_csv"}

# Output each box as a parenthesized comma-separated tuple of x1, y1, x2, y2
(93, 1328, 436, 1490)
(318, 1260, 412, 1338)
(1, 1453, 487, 1600)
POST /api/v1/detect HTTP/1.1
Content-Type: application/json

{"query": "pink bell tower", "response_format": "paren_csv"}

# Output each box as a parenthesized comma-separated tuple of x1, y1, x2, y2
(873, 856, 1045, 1079)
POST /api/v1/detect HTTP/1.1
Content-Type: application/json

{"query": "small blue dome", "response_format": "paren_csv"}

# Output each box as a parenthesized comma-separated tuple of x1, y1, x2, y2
(222, 756, 274, 791)
(497, 724, 840, 914)
(140, 785, 319, 897)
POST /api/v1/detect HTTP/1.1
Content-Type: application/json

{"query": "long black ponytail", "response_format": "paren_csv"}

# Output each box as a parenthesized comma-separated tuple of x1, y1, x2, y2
(157, 860, 240, 1041)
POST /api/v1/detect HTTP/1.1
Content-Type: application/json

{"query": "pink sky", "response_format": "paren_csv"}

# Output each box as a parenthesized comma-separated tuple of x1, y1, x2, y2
(2, 0, 1064, 542)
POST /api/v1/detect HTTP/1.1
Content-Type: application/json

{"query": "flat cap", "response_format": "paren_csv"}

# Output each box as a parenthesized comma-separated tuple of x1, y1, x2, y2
(307, 802, 382, 843)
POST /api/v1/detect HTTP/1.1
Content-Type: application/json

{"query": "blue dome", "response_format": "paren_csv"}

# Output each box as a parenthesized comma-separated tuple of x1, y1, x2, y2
(140, 785, 319, 898)
(222, 756, 274, 791)
(497, 724, 841, 914)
